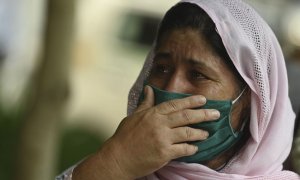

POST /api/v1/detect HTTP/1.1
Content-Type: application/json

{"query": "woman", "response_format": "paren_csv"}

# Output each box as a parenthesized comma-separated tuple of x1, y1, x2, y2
(57, 0, 299, 179)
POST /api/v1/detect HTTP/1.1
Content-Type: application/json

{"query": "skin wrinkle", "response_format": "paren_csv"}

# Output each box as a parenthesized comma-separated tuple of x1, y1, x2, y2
(148, 28, 251, 169)
(183, 109, 192, 124)
(168, 100, 178, 112)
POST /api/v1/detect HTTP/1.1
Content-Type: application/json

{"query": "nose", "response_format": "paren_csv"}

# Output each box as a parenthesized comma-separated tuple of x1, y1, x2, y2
(164, 72, 188, 93)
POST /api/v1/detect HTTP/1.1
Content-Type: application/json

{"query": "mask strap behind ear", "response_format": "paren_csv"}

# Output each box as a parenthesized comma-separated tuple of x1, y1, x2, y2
(232, 87, 247, 104)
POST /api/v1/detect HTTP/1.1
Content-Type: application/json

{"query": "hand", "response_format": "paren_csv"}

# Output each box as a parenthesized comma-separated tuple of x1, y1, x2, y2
(73, 85, 220, 180)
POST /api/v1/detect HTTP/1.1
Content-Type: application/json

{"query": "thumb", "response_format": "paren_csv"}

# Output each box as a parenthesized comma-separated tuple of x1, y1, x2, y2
(135, 85, 154, 112)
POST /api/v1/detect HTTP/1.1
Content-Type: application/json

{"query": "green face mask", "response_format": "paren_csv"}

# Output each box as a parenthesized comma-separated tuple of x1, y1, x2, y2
(141, 84, 246, 163)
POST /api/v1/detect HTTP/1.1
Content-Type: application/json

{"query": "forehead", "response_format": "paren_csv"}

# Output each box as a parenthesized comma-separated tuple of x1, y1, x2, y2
(156, 28, 210, 52)
(154, 28, 226, 68)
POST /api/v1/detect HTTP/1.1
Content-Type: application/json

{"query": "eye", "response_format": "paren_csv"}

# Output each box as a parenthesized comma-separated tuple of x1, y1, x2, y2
(152, 64, 171, 75)
(190, 70, 207, 80)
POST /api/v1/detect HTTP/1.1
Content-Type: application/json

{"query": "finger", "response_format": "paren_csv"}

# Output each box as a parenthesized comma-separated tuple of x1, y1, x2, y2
(155, 95, 206, 115)
(169, 143, 198, 159)
(135, 85, 154, 112)
(170, 127, 209, 143)
(167, 109, 220, 128)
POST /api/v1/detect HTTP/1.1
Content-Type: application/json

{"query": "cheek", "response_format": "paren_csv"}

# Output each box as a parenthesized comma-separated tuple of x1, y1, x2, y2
(191, 85, 226, 100)
(230, 98, 249, 131)
(213, 71, 241, 99)
(147, 72, 169, 89)
(148, 77, 163, 87)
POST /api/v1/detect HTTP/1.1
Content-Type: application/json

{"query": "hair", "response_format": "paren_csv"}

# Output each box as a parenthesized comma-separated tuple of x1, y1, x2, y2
(156, 2, 245, 89)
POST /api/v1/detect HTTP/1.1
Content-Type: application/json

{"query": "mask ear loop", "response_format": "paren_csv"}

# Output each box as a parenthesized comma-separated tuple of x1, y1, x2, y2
(232, 87, 248, 133)
(239, 117, 248, 131)
(232, 87, 247, 104)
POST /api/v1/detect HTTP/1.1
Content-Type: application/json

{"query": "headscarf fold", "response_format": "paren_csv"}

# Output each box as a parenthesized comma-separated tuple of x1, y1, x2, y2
(128, 0, 299, 179)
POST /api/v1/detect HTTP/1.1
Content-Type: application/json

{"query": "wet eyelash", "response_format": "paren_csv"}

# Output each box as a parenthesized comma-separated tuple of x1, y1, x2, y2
(153, 64, 170, 74)
(190, 70, 207, 80)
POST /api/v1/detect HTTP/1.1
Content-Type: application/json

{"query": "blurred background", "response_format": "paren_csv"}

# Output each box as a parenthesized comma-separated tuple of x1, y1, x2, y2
(0, 0, 299, 180)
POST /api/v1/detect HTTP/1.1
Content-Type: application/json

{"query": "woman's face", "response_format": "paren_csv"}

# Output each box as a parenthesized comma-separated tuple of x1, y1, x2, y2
(148, 28, 250, 168)
(149, 27, 248, 133)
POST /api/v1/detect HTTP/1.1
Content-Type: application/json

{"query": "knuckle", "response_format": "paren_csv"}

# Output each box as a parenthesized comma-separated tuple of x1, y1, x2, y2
(167, 100, 177, 111)
(156, 145, 168, 159)
(145, 109, 160, 123)
(202, 109, 210, 120)
(185, 127, 192, 139)
(152, 127, 167, 144)
(152, 129, 170, 160)
(182, 110, 191, 123)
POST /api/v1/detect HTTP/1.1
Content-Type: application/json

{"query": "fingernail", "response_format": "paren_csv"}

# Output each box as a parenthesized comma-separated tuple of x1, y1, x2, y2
(198, 96, 206, 104)
(211, 110, 220, 119)
(194, 145, 198, 152)
(203, 131, 209, 138)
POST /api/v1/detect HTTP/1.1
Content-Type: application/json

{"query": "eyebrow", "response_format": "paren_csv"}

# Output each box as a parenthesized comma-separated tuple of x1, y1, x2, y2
(187, 58, 215, 71)
(153, 52, 217, 73)
(153, 52, 171, 61)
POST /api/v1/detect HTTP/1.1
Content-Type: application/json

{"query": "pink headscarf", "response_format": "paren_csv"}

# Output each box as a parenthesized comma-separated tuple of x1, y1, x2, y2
(128, 0, 299, 179)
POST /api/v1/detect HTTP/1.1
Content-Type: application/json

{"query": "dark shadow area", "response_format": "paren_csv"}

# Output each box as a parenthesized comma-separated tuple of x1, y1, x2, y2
(0, 108, 22, 180)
